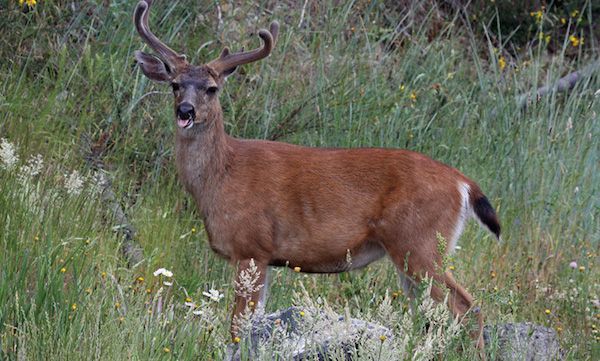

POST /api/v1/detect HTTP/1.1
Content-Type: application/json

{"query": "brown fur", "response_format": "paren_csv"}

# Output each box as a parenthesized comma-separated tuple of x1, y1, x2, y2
(133, 0, 499, 351)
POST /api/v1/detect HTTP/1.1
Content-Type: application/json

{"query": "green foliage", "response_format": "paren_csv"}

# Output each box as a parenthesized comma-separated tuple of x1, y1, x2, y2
(473, 0, 599, 54)
(1, 0, 599, 359)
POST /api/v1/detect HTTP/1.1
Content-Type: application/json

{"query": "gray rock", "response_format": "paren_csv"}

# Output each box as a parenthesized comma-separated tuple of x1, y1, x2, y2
(226, 307, 393, 361)
(483, 322, 563, 361)
(227, 309, 564, 361)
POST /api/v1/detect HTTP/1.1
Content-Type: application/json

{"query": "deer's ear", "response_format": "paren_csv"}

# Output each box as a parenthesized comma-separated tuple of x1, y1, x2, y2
(134, 50, 173, 82)
(221, 65, 238, 78)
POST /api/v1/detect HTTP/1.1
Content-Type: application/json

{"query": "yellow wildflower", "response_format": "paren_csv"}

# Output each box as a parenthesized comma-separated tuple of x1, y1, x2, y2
(571, 36, 580, 47)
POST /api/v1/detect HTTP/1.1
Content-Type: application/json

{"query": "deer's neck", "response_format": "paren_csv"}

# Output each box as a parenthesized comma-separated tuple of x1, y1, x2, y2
(174, 113, 233, 210)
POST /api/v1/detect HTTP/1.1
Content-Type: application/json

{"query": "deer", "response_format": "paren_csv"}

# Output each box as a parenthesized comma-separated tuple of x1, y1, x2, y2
(133, 0, 500, 351)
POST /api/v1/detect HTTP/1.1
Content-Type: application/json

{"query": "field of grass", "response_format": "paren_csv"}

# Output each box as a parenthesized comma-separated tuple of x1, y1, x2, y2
(1, 0, 599, 359)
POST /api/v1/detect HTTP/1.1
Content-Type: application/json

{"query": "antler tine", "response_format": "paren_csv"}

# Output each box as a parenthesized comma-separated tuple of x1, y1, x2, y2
(208, 21, 280, 76)
(134, 0, 187, 71)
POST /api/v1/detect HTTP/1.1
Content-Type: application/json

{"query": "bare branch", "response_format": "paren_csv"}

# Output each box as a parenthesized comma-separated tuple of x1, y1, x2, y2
(298, 0, 309, 29)
(492, 59, 600, 117)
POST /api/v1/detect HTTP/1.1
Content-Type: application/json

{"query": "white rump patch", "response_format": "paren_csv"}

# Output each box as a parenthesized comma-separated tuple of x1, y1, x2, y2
(448, 182, 472, 251)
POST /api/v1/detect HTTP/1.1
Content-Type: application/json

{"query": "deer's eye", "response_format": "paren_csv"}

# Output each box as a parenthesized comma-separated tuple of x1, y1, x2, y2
(171, 82, 180, 92)
(206, 86, 218, 95)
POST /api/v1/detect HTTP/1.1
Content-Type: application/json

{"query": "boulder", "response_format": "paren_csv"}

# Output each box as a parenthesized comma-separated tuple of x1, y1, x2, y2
(226, 307, 393, 361)
(227, 308, 564, 361)
(483, 323, 563, 361)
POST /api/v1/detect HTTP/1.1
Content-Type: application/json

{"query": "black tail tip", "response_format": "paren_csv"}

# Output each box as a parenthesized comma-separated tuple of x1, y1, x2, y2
(473, 196, 501, 240)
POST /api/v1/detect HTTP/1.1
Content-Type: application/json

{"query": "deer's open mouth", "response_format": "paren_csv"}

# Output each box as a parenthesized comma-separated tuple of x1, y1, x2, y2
(177, 118, 194, 129)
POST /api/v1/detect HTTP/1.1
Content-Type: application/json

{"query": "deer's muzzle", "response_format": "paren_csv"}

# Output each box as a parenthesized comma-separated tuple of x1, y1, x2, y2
(176, 102, 195, 128)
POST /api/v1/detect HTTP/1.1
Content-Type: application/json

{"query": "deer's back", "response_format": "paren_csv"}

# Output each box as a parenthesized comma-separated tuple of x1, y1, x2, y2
(198, 138, 474, 269)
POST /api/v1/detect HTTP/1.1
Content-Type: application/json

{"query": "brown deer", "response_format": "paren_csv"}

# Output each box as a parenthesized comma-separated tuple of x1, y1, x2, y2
(133, 0, 500, 350)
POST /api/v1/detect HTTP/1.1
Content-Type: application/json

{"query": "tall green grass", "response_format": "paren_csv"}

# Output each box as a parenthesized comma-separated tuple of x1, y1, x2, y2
(1, 0, 599, 359)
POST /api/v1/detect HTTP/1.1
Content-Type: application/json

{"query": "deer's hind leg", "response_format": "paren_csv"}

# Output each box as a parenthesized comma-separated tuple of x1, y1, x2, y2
(385, 242, 484, 350)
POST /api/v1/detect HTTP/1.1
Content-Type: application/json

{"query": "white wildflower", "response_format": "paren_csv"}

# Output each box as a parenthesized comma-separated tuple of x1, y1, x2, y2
(89, 171, 106, 196)
(376, 289, 401, 329)
(18, 154, 43, 181)
(418, 282, 436, 321)
(64, 170, 86, 196)
(203, 288, 225, 302)
(0, 138, 19, 170)
(193, 309, 204, 315)
(19, 154, 44, 177)
(163, 281, 173, 286)
(184, 301, 196, 308)
(233, 259, 263, 299)
(153, 268, 173, 277)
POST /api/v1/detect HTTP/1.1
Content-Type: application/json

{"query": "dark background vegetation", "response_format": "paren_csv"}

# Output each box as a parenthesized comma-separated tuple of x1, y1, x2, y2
(1, 0, 599, 359)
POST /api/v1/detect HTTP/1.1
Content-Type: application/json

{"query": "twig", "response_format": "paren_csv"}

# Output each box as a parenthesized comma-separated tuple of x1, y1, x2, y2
(83, 133, 145, 266)
(97, 172, 145, 266)
(382, 12, 426, 56)
(129, 91, 170, 113)
(492, 59, 600, 117)
(298, 0, 309, 29)
(268, 81, 341, 141)
(216, 3, 223, 31)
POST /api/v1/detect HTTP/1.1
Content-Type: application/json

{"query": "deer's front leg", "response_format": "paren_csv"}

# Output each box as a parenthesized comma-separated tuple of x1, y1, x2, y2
(231, 258, 268, 340)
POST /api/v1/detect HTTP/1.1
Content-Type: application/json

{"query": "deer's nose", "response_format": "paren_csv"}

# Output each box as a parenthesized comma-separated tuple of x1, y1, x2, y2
(177, 103, 195, 120)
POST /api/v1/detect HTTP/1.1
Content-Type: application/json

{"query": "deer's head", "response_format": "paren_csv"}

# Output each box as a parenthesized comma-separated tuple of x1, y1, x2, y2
(133, 0, 278, 129)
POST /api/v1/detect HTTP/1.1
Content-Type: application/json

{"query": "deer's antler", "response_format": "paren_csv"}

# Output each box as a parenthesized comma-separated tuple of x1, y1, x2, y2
(207, 21, 279, 76)
(134, 0, 188, 72)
